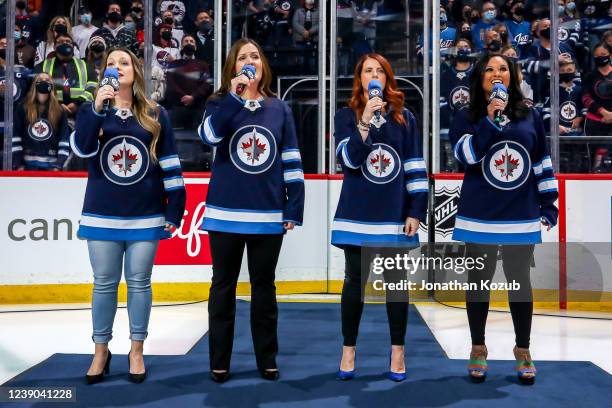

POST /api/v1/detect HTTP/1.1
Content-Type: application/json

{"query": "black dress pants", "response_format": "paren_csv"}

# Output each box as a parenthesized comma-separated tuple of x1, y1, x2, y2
(208, 231, 284, 371)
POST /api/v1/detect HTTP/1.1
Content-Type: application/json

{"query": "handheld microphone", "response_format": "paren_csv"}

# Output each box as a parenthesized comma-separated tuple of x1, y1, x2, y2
(99, 67, 120, 114)
(488, 83, 508, 123)
(235, 64, 256, 96)
(368, 79, 383, 119)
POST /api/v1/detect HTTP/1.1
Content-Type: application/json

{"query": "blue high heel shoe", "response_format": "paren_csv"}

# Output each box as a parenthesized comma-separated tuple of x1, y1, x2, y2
(388, 350, 407, 382)
(337, 349, 356, 381)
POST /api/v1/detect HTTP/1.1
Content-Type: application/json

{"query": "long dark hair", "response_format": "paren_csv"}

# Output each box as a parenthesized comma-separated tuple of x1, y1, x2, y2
(469, 52, 529, 123)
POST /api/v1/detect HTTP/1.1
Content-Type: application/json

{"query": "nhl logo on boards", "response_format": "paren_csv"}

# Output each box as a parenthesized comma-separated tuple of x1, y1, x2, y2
(100, 135, 149, 186)
(450, 86, 470, 110)
(361, 143, 401, 184)
(28, 119, 52, 141)
(560, 101, 577, 121)
(420, 186, 460, 237)
(230, 125, 277, 174)
(482, 140, 531, 190)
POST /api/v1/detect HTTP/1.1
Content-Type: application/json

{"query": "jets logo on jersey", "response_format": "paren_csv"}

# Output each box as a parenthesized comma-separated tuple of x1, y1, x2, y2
(558, 27, 569, 42)
(440, 39, 454, 51)
(450, 86, 470, 110)
(482, 141, 531, 190)
(280, 1, 291, 11)
(513, 33, 530, 45)
(361, 143, 401, 184)
(28, 119, 53, 141)
(230, 125, 277, 174)
(560, 101, 577, 121)
(100, 136, 149, 186)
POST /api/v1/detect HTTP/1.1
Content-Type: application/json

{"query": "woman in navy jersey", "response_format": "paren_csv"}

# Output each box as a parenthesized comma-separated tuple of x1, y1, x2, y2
(449, 53, 558, 385)
(12, 72, 70, 170)
(71, 47, 186, 385)
(198, 38, 305, 383)
(331, 53, 427, 382)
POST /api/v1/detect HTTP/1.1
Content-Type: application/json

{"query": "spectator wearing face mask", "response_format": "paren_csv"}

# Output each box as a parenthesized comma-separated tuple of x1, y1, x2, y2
(12, 72, 70, 171)
(160, 9, 184, 49)
(440, 38, 475, 171)
(582, 43, 612, 136)
(557, 0, 588, 66)
(91, 2, 139, 54)
(72, 7, 99, 60)
(193, 10, 214, 70)
(85, 36, 107, 79)
(35, 16, 81, 67)
(153, 24, 181, 71)
(484, 29, 503, 53)
(524, 18, 575, 105)
(15, 24, 35, 69)
(37, 33, 97, 126)
(15, 0, 39, 45)
(583, 43, 612, 171)
(163, 34, 212, 129)
(130, 0, 145, 23)
(504, 0, 532, 58)
(581, 1, 612, 56)
(540, 57, 585, 136)
(471, 1, 500, 51)
(416, 6, 456, 59)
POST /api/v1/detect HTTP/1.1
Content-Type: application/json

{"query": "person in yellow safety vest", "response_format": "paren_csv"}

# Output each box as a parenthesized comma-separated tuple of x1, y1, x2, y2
(38, 33, 97, 122)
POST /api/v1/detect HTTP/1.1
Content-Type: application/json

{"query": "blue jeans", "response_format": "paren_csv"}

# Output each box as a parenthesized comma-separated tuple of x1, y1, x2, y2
(87, 240, 159, 344)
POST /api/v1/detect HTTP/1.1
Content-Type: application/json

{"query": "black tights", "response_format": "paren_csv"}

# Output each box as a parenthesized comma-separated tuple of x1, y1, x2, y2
(465, 243, 534, 349)
(341, 246, 409, 346)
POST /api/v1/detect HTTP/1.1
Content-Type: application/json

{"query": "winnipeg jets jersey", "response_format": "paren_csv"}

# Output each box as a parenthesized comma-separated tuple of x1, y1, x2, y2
(198, 93, 305, 234)
(71, 103, 186, 240)
(12, 105, 70, 169)
(331, 107, 428, 247)
(450, 108, 558, 244)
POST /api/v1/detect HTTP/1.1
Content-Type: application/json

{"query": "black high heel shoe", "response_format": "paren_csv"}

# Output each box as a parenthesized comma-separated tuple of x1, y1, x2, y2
(86, 350, 112, 385)
(259, 368, 280, 381)
(210, 370, 231, 383)
(128, 352, 147, 384)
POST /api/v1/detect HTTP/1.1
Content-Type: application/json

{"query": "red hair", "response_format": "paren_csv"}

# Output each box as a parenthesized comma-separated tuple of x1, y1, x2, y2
(349, 53, 406, 126)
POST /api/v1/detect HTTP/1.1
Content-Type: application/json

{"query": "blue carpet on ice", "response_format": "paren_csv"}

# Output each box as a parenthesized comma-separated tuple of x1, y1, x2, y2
(4, 301, 612, 407)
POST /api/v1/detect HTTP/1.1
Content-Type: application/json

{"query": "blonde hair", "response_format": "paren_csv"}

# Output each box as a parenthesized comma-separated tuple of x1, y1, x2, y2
(98, 48, 162, 161)
(23, 73, 63, 131)
(46, 16, 73, 45)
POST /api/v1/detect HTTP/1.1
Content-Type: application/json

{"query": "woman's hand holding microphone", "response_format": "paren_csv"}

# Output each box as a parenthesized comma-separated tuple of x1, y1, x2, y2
(487, 90, 508, 123)
(94, 84, 118, 113)
(359, 97, 387, 140)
